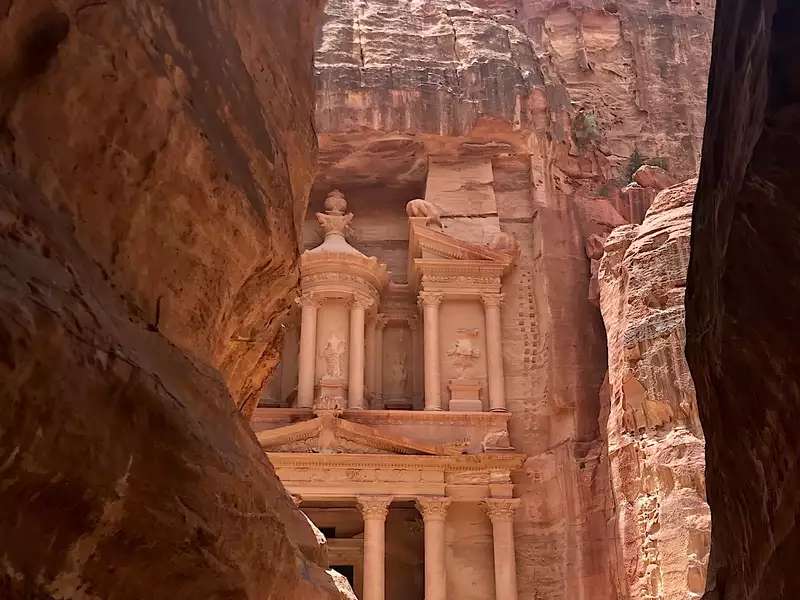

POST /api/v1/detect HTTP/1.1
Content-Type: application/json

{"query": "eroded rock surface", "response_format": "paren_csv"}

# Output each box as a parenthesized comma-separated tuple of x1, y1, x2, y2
(687, 1, 800, 598)
(0, 1, 347, 598)
(599, 180, 709, 599)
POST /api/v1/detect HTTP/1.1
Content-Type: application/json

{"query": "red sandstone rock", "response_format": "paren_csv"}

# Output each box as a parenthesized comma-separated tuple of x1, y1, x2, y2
(0, 1, 348, 598)
(599, 179, 710, 600)
(686, 1, 800, 598)
(313, 2, 714, 598)
(633, 165, 676, 191)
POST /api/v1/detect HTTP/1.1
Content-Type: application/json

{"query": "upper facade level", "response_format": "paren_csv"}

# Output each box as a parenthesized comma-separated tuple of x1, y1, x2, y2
(263, 189, 517, 416)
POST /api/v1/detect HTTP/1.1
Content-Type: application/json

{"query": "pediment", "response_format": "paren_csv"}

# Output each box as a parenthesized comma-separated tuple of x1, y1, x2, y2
(408, 221, 513, 264)
(256, 415, 467, 456)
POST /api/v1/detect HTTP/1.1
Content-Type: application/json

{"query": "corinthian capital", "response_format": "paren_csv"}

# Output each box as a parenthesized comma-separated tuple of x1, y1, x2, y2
(480, 293, 504, 308)
(357, 495, 393, 520)
(483, 498, 521, 522)
(416, 496, 452, 521)
(417, 291, 444, 307)
(295, 292, 320, 308)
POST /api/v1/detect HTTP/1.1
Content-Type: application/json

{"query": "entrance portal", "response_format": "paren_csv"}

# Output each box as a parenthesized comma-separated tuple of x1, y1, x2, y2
(304, 502, 424, 600)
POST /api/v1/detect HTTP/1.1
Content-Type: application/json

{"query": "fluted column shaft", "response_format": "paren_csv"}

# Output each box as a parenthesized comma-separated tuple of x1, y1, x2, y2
(374, 316, 387, 407)
(482, 294, 507, 412)
(419, 292, 443, 411)
(416, 497, 451, 600)
(297, 294, 319, 408)
(409, 318, 423, 406)
(365, 316, 377, 401)
(485, 498, 521, 600)
(358, 496, 393, 600)
(349, 298, 367, 409)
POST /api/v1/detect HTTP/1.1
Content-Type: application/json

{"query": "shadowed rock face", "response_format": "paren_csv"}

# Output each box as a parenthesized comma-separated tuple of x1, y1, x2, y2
(0, 1, 349, 598)
(686, 1, 800, 599)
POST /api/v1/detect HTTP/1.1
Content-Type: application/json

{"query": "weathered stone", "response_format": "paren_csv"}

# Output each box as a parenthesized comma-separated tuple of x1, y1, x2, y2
(0, 1, 348, 598)
(633, 165, 676, 191)
(312, 1, 715, 598)
(686, 1, 800, 598)
(600, 179, 710, 600)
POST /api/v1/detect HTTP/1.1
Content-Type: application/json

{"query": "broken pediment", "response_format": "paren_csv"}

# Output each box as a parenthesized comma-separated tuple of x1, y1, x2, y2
(406, 219, 515, 292)
(256, 414, 467, 456)
(408, 219, 514, 264)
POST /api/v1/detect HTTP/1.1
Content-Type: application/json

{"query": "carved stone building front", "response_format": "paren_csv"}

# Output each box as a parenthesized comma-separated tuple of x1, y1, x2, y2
(254, 190, 524, 600)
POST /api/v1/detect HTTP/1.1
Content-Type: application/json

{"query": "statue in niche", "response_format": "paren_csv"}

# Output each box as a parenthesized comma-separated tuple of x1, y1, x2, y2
(321, 335, 346, 379)
(391, 353, 408, 389)
(447, 328, 481, 378)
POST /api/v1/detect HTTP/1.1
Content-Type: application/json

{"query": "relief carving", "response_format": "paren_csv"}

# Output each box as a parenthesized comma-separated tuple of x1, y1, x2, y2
(406, 198, 442, 227)
(448, 328, 481, 378)
(321, 335, 346, 378)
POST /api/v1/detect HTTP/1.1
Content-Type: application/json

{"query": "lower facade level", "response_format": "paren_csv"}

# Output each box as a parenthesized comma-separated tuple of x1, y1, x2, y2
(255, 408, 526, 600)
(296, 495, 521, 600)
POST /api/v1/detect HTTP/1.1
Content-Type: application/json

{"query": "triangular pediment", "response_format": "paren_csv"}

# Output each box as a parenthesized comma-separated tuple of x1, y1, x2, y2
(408, 221, 513, 264)
(256, 415, 466, 456)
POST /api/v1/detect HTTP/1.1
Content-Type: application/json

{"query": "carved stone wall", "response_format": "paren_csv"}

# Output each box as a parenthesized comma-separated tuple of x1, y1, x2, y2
(313, 0, 715, 597)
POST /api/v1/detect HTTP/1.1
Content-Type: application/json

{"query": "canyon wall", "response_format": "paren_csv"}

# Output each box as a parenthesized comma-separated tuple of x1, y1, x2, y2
(686, 1, 800, 598)
(0, 1, 349, 598)
(314, 1, 714, 598)
(599, 180, 709, 599)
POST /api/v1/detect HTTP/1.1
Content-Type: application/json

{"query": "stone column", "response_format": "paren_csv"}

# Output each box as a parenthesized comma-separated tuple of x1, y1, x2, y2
(481, 293, 507, 412)
(365, 315, 377, 401)
(296, 293, 319, 409)
(374, 315, 387, 407)
(358, 495, 393, 600)
(416, 496, 451, 600)
(419, 292, 444, 411)
(348, 297, 368, 409)
(484, 498, 521, 600)
(408, 318, 423, 406)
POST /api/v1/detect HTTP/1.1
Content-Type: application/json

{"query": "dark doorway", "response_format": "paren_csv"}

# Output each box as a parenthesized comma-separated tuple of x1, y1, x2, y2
(331, 565, 355, 590)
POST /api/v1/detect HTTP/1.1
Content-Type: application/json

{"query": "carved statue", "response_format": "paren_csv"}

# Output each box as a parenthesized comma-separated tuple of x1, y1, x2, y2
(406, 198, 442, 227)
(321, 335, 346, 379)
(391, 353, 408, 387)
(447, 328, 481, 378)
(482, 429, 511, 451)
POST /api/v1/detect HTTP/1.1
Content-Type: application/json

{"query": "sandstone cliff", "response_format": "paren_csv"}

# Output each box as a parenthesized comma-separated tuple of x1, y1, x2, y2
(686, 1, 800, 598)
(313, 1, 714, 598)
(599, 179, 709, 599)
(0, 1, 348, 598)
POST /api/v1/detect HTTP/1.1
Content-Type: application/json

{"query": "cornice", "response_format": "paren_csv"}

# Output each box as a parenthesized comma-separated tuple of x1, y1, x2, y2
(342, 409, 511, 426)
(268, 452, 526, 472)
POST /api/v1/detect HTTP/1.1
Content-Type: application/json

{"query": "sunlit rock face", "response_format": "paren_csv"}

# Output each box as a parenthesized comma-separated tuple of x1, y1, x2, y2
(313, 1, 714, 599)
(687, 1, 800, 599)
(0, 1, 348, 598)
(599, 180, 710, 600)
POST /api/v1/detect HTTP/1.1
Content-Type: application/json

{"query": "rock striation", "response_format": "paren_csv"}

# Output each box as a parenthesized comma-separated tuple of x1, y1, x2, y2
(0, 1, 348, 598)
(599, 179, 709, 599)
(686, 1, 800, 598)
